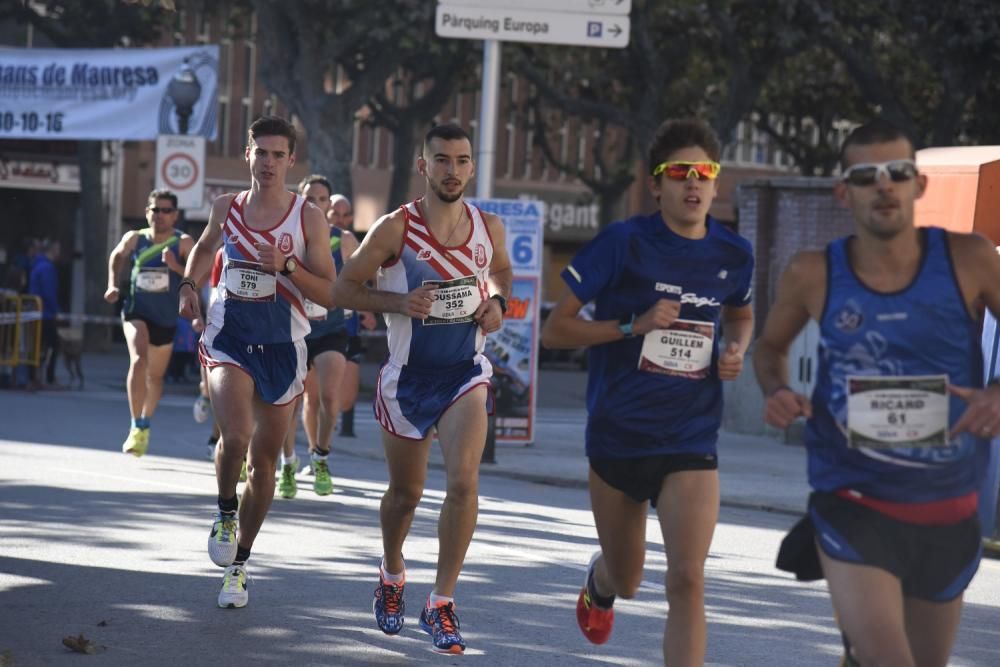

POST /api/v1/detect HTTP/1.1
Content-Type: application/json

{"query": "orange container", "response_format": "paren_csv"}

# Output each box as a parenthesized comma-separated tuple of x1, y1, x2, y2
(916, 146, 1000, 243)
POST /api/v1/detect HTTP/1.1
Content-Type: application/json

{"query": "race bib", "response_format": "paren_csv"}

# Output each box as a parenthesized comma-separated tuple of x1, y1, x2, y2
(135, 268, 170, 293)
(225, 260, 277, 302)
(846, 375, 950, 448)
(638, 319, 715, 379)
(304, 299, 327, 320)
(423, 276, 482, 326)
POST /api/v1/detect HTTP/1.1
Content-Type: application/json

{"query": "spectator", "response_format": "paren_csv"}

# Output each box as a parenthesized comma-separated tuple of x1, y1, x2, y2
(27, 239, 61, 388)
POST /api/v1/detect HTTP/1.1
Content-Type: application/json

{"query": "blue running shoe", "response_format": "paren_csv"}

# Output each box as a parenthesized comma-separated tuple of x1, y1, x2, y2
(373, 571, 405, 634)
(419, 601, 465, 654)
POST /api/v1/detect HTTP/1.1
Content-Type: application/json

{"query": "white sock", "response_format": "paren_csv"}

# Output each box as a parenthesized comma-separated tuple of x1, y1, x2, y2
(280, 452, 297, 468)
(428, 592, 454, 609)
(311, 450, 328, 462)
(380, 557, 404, 583)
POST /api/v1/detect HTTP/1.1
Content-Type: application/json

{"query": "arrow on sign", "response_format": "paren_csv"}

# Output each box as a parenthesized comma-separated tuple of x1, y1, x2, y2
(608, 24, 622, 37)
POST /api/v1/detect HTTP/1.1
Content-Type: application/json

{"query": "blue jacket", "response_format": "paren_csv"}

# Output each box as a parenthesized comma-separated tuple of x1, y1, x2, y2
(28, 255, 59, 320)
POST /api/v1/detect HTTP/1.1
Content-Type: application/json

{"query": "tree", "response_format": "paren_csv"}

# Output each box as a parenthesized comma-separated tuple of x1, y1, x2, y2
(800, 0, 1000, 148)
(249, 0, 450, 202)
(365, 38, 478, 211)
(4, 0, 173, 346)
(511, 0, 812, 226)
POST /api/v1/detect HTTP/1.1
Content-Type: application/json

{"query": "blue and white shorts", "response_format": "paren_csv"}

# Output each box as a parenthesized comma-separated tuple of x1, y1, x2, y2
(199, 327, 306, 405)
(374, 355, 494, 440)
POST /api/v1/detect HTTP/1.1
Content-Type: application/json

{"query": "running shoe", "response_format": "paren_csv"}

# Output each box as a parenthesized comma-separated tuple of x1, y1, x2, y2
(278, 463, 297, 499)
(217, 564, 248, 608)
(122, 427, 149, 457)
(373, 569, 406, 635)
(419, 600, 465, 654)
(207, 512, 238, 567)
(193, 395, 211, 424)
(205, 438, 217, 461)
(312, 457, 333, 496)
(239, 459, 248, 483)
(576, 551, 614, 644)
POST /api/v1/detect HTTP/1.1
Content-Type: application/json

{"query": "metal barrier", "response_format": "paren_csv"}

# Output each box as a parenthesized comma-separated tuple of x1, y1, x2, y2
(0, 293, 42, 367)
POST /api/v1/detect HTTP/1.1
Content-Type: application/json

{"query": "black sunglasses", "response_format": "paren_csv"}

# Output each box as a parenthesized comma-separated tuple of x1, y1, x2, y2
(148, 206, 177, 214)
(841, 160, 919, 187)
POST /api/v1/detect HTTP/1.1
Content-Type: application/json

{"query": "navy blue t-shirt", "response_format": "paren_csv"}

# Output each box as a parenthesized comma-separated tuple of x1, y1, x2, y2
(561, 212, 754, 458)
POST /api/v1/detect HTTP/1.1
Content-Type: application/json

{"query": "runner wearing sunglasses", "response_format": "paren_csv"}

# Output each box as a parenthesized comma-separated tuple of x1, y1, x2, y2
(105, 189, 194, 456)
(541, 118, 754, 665)
(755, 119, 1000, 666)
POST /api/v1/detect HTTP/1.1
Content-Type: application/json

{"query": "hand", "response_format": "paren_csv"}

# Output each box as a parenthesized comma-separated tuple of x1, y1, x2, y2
(360, 311, 377, 330)
(400, 284, 438, 320)
(473, 297, 503, 334)
(764, 386, 812, 429)
(948, 384, 1000, 439)
(717, 341, 744, 381)
(192, 317, 205, 333)
(178, 284, 199, 320)
(103, 286, 120, 304)
(254, 243, 283, 273)
(161, 248, 181, 272)
(633, 298, 681, 335)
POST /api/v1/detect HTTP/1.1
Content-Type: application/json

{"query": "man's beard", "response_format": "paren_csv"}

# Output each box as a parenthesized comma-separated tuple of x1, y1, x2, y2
(429, 179, 464, 203)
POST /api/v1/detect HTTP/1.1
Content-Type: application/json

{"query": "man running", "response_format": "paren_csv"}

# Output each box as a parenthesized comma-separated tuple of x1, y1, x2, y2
(106, 189, 194, 456)
(178, 116, 335, 609)
(276, 175, 358, 499)
(541, 118, 754, 665)
(755, 119, 1000, 666)
(333, 123, 512, 654)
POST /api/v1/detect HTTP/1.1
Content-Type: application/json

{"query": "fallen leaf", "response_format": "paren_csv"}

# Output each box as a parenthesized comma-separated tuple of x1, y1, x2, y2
(62, 634, 97, 655)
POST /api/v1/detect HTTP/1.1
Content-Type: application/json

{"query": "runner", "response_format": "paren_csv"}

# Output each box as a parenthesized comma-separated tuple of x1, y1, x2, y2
(332, 123, 512, 653)
(276, 175, 358, 499)
(541, 118, 754, 665)
(105, 189, 194, 456)
(178, 116, 335, 608)
(755, 119, 1000, 666)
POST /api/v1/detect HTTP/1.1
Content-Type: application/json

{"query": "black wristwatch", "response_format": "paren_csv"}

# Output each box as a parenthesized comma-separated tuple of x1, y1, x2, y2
(280, 257, 297, 276)
(490, 294, 508, 315)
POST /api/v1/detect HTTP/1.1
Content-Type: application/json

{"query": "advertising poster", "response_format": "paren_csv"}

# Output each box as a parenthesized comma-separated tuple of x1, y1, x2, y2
(468, 198, 544, 444)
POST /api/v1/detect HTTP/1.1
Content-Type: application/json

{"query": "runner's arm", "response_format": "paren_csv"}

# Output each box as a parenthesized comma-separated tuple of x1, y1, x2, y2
(332, 211, 421, 316)
(179, 195, 230, 318)
(754, 251, 825, 427)
(281, 204, 336, 307)
(484, 214, 512, 300)
(721, 304, 754, 355)
(106, 231, 138, 291)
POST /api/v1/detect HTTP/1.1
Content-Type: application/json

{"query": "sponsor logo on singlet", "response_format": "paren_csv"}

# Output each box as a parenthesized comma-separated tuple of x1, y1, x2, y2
(278, 233, 293, 254)
(474, 243, 488, 268)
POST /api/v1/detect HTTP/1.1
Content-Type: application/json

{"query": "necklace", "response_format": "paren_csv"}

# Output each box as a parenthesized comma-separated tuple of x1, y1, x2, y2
(441, 205, 466, 247)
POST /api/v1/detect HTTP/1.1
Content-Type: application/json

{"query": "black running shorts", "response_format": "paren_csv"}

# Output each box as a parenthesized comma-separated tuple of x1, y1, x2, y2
(589, 452, 718, 507)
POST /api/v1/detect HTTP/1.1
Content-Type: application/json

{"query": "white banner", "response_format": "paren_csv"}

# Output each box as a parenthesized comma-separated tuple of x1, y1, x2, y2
(0, 46, 219, 140)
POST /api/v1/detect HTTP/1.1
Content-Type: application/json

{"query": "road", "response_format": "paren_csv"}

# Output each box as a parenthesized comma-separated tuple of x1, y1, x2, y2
(1, 370, 998, 666)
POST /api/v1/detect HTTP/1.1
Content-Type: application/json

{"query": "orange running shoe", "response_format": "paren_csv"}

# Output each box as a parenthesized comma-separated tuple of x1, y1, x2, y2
(576, 551, 615, 644)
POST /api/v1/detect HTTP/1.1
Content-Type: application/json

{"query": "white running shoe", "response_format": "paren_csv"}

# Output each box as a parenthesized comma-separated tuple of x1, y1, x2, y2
(207, 512, 238, 567)
(193, 395, 211, 424)
(218, 564, 248, 608)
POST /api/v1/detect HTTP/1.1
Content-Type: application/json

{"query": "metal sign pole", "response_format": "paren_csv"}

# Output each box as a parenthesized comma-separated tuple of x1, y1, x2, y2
(476, 38, 501, 199)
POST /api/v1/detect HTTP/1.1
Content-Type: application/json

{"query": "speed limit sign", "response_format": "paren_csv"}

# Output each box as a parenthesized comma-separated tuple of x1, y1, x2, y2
(155, 134, 205, 209)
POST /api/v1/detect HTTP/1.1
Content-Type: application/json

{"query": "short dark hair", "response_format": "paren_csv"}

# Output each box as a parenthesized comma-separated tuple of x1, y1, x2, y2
(647, 119, 722, 174)
(424, 123, 472, 151)
(248, 115, 297, 154)
(297, 174, 332, 197)
(148, 189, 178, 209)
(839, 119, 914, 169)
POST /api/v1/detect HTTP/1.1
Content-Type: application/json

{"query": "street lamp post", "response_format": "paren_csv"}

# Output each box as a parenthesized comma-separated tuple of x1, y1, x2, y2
(167, 60, 202, 135)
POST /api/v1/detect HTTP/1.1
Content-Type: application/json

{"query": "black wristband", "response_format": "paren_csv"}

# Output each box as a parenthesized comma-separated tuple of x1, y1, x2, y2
(179, 278, 197, 292)
(490, 294, 508, 315)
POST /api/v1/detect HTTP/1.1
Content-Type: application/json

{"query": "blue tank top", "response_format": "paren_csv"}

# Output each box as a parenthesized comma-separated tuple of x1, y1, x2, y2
(306, 227, 348, 339)
(123, 229, 183, 327)
(806, 227, 988, 502)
